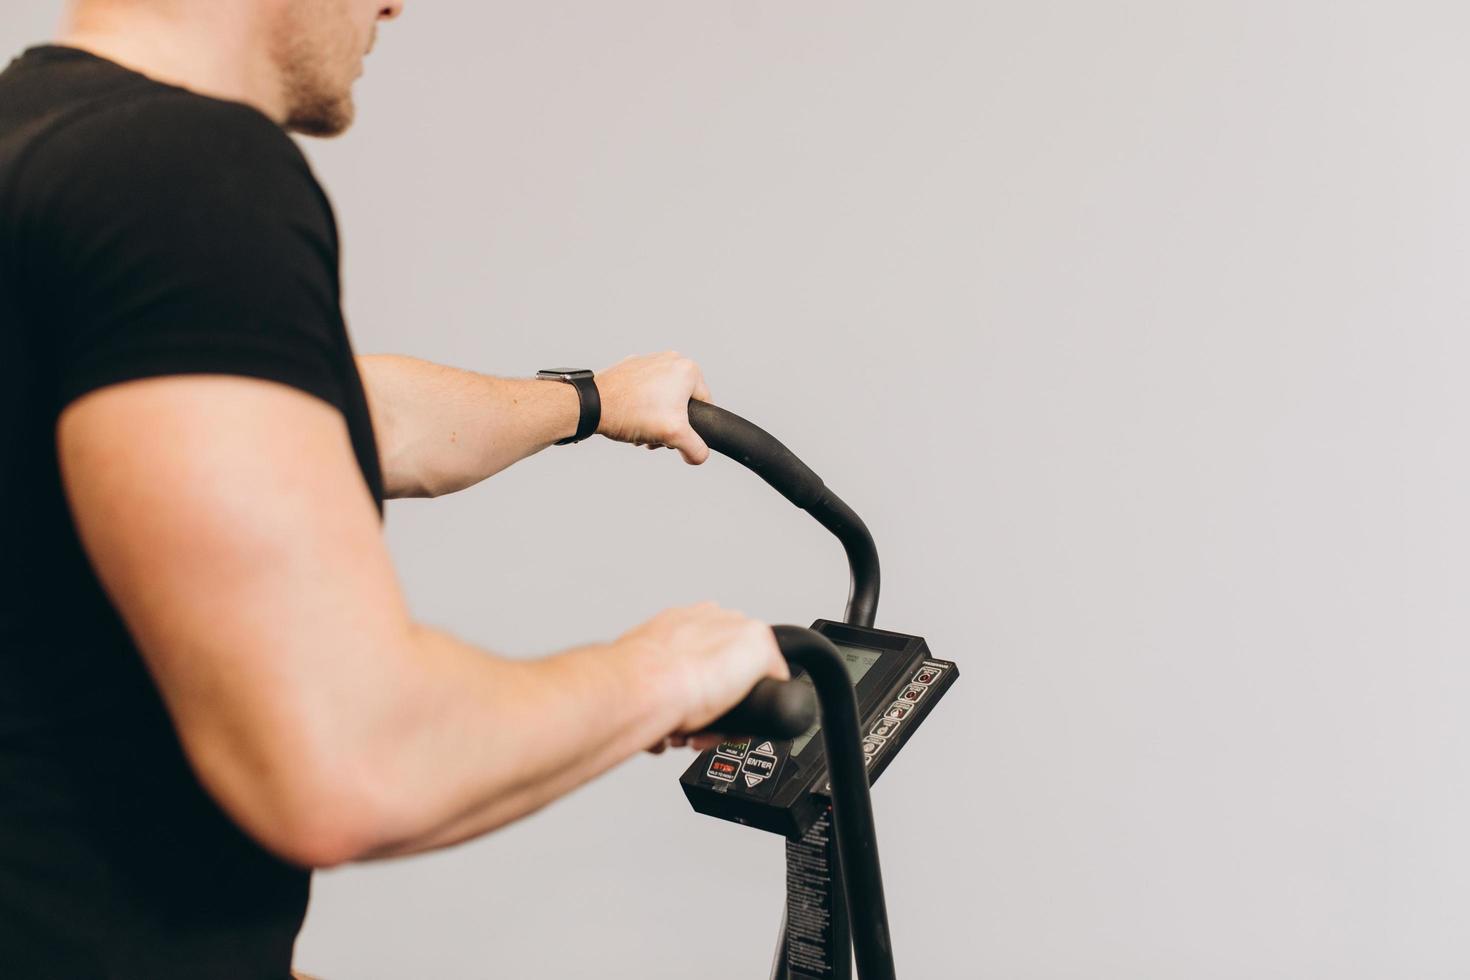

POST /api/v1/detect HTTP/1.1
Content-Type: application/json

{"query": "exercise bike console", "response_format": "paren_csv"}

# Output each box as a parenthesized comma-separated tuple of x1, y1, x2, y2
(681, 620, 957, 839)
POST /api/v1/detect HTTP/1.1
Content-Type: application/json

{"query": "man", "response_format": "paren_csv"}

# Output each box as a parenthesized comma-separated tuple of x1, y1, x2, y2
(0, 1, 787, 976)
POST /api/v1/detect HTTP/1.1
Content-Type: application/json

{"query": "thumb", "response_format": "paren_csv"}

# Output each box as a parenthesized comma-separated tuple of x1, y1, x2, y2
(674, 426, 711, 465)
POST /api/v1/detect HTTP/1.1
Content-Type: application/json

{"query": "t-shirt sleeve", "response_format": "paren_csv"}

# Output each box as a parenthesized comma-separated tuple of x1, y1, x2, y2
(12, 91, 348, 410)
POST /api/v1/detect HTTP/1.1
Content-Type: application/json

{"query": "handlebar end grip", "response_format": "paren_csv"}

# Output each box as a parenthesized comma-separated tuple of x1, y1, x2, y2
(703, 677, 816, 740)
(687, 400, 826, 511)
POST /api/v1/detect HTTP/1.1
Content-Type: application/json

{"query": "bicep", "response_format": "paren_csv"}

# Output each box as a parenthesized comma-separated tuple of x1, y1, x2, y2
(57, 375, 411, 862)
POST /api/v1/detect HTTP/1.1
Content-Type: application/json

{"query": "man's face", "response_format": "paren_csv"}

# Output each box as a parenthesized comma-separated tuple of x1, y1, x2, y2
(269, 0, 401, 137)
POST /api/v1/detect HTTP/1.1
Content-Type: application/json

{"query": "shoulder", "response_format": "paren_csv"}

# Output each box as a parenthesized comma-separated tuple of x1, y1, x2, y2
(16, 89, 329, 234)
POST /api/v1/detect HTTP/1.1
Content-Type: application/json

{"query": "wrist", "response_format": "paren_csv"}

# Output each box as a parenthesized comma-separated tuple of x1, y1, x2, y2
(531, 376, 580, 444)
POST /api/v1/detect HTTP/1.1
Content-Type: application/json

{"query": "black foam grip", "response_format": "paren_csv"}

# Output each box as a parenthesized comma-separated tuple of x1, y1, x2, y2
(705, 677, 816, 740)
(687, 400, 826, 511)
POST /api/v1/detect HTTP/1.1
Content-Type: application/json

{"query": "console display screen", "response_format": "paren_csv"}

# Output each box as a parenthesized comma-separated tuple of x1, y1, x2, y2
(789, 645, 883, 757)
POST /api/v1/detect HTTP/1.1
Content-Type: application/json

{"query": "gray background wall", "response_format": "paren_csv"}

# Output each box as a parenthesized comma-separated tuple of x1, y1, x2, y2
(10, 2, 1470, 977)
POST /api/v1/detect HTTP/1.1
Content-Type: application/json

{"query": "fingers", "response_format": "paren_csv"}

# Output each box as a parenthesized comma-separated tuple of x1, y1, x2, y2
(682, 368, 713, 463)
(649, 733, 723, 756)
(686, 733, 723, 752)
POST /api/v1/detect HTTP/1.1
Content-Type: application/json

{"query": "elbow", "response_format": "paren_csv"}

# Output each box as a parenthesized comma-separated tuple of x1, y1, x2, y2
(274, 765, 434, 868)
(265, 804, 378, 870)
(198, 745, 402, 870)
(378, 453, 449, 500)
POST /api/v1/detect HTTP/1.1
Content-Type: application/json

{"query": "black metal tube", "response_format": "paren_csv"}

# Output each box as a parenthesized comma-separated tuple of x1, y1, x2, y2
(703, 676, 816, 740)
(688, 401, 880, 627)
(812, 490, 880, 629)
(773, 625, 896, 980)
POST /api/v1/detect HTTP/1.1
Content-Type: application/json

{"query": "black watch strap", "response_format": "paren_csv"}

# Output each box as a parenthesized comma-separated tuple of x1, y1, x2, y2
(536, 368, 601, 445)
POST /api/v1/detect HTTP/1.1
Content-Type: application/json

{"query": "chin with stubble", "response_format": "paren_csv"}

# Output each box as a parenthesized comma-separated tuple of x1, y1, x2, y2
(270, 0, 373, 138)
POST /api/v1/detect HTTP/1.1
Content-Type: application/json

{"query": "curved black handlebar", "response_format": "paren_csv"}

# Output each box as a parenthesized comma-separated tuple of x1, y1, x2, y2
(705, 675, 815, 739)
(686, 400, 881, 629)
(772, 625, 897, 980)
(700, 628, 895, 978)
(687, 400, 827, 511)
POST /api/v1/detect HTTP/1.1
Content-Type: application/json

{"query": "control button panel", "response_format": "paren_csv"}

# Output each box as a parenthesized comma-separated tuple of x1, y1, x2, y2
(826, 658, 953, 789)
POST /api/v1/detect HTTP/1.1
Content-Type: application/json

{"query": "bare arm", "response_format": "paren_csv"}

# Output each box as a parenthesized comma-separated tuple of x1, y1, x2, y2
(356, 355, 578, 498)
(58, 375, 785, 867)
(358, 351, 715, 498)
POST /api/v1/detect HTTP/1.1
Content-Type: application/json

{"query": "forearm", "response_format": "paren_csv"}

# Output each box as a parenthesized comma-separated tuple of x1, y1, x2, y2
(351, 624, 682, 860)
(357, 354, 578, 498)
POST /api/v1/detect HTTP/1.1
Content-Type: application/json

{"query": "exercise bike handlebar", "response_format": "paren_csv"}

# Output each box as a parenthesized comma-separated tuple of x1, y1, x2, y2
(685, 400, 882, 629)
(773, 625, 897, 980)
(688, 398, 881, 739)
(702, 628, 894, 976)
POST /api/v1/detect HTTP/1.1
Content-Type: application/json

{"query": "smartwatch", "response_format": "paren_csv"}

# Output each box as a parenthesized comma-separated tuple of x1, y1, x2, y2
(536, 368, 601, 445)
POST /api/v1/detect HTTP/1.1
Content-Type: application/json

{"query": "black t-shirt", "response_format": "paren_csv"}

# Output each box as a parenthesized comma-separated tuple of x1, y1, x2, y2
(0, 45, 384, 977)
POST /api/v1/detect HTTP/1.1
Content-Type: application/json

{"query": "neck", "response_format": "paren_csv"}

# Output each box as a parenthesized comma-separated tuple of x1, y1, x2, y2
(58, 3, 288, 124)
